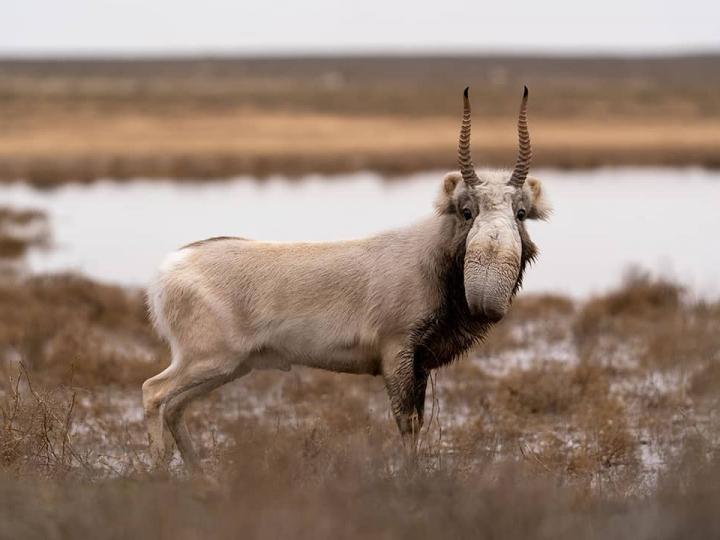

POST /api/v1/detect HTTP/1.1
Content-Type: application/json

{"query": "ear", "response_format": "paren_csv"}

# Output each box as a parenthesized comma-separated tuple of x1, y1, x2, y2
(524, 177, 551, 220)
(435, 171, 462, 214)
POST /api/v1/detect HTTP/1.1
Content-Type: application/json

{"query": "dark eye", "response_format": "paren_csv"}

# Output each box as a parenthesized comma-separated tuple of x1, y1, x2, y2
(516, 208, 527, 221)
(462, 208, 473, 221)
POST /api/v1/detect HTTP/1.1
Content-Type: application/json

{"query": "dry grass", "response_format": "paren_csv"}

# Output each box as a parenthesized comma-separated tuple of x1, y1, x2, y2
(2, 114, 719, 186)
(0, 206, 49, 262)
(0, 273, 166, 387)
(574, 270, 720, 372)
(1, 238, 719, 536)
(1, 55, 720, 184)
(0, 372, 719, 539)
(0, 365, 86, 476)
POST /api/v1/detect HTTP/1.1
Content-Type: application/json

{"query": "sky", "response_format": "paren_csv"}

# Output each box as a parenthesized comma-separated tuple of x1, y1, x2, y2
(2, 0, 719, 56)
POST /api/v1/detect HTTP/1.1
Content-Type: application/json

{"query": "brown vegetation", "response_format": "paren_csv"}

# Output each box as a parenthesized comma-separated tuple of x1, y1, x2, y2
(0, 207, 49, 260)
(1, 365, 719, 539)
(1, 244, 719, 536)
(0, 273, 165, 387)
(574, 270, 720, 372)
(1, 55, 720, 184)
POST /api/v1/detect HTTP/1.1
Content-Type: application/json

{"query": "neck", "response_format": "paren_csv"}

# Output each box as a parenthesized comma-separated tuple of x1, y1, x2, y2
(405, 213, 463, 283)
(407, 212, 490, 371)
(407, 214, 537, 371)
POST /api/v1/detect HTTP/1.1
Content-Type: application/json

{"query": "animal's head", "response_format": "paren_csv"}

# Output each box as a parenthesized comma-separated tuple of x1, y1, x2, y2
(436, 87, 551, 322)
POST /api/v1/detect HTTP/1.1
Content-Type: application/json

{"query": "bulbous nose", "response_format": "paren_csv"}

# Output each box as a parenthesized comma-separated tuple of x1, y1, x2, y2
(482, 302, 506, 322)
(464, 215, 520, 324)
(467, 298, 507, 322)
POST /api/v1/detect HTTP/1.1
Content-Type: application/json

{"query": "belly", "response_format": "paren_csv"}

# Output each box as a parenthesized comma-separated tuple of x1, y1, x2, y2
(248, 344, 382, 375)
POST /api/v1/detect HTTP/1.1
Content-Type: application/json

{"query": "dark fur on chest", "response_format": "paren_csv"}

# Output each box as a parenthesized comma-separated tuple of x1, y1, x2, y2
(409, 226, 537, 372)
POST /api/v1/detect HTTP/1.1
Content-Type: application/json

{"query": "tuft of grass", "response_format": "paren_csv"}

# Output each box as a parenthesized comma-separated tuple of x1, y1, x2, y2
(573, 270, 682, 346)
(0, 365, 88, 476)
(0, 207, 49, 263)
(573, 270, 720, 372)
(501, 361, 608, 416)
(0, 273, 166, 387)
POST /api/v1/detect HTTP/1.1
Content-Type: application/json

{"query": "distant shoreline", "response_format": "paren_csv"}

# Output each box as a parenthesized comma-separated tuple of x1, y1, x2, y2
(1, 55, 718, 185)
(2, 149, 719, 187)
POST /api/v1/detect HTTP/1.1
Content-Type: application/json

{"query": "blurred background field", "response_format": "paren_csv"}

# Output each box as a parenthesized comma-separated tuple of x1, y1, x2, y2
(2, 0, 720, 537)
(1, 55, 720, 184)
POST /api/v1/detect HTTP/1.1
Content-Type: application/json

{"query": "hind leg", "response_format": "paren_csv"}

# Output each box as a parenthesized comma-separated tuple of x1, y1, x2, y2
(144, 352, 248, 472)
(142, 363, 180, 468)
(164, 363, 251, 472)
(146, 275, 253, 470)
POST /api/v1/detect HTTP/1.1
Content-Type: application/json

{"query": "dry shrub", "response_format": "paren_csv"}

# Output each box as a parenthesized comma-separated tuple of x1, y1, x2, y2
(689, 359, 720, 398)
(572, 399, 639, 483)
(0, 365, 88, 476)
(647, 436, 720, 538)
(0, 424, 718, 540)
(571, 271, 720, 372)
(214, 425, 588, 540)
(573, 270, 683, 348)
(640, 309, 720, 370)
(499, 362, 639, 489)
(0, 273, 165, 387)
(476, 294, 575, 356)
(0, 460, 583, 540)
(530, 417, 637, 484)
(501, 362, 608, 417)
(0, 207, 49, 265)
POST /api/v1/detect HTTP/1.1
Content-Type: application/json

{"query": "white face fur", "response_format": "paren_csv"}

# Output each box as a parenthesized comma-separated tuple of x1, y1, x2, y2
(438, 169, 550, 320)
(463, 169, 548, 248)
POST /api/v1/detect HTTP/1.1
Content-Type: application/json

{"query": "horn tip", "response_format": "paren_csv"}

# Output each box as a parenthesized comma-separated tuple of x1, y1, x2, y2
(523, 85, 529, 98)
(463, 86, 469, 98)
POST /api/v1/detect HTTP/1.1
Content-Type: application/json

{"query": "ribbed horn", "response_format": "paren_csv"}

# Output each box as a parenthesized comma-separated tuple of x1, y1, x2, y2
(458, 87, 480, 187)
(509, 86, 532, 188)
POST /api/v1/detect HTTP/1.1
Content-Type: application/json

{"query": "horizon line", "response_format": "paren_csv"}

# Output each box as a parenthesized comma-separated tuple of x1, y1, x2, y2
(2, 44, 720, 61)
